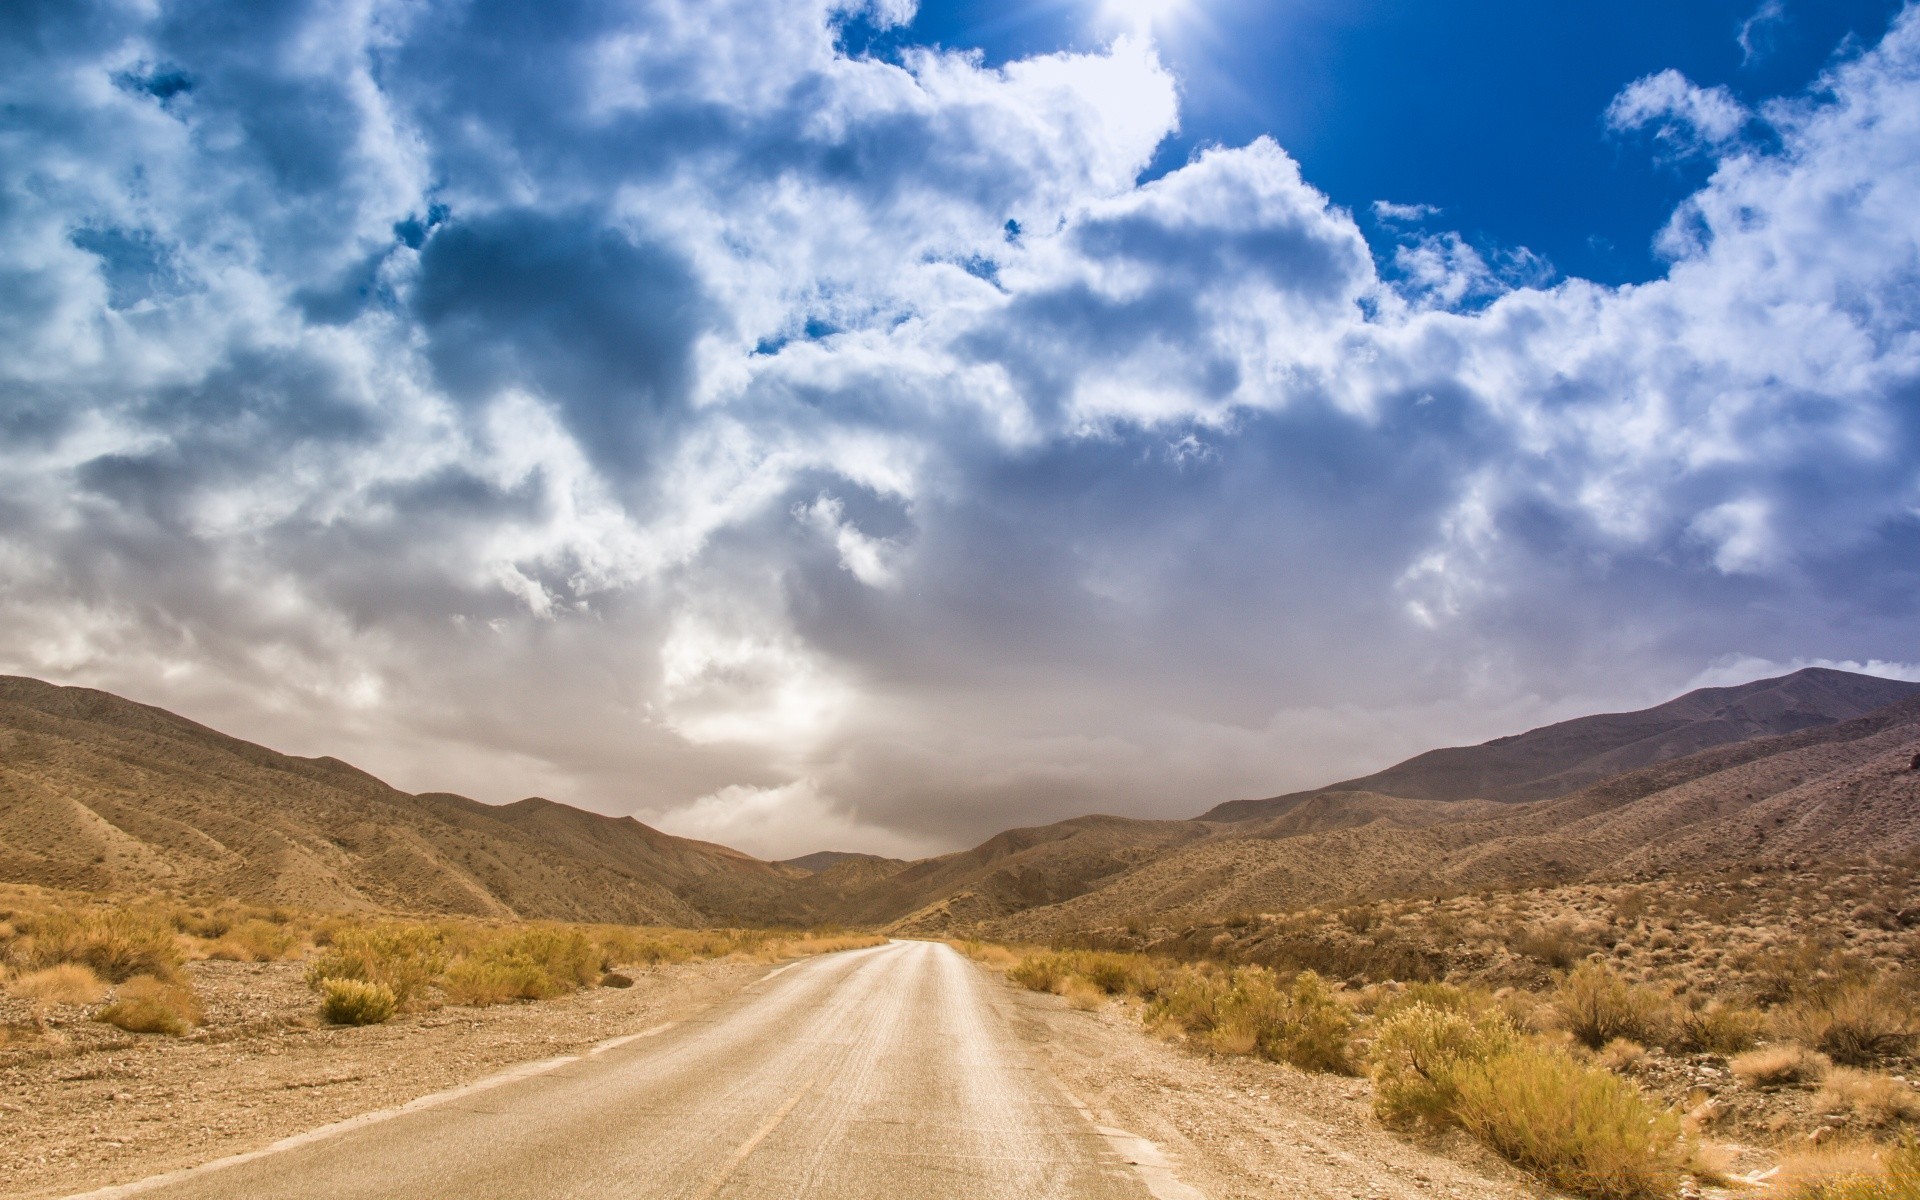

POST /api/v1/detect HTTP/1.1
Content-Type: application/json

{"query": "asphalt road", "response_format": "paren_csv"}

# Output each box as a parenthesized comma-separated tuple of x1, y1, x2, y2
(103, 941, 1163, 1199)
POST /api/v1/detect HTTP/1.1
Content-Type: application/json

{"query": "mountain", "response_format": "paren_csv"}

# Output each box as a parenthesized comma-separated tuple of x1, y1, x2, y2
(779, 851, 900, 873)
(1200, 668, 1920, 821)
(974, 694, 1920, 941)
(5, 667, 1914, 936)
(0, 676, 793, 924)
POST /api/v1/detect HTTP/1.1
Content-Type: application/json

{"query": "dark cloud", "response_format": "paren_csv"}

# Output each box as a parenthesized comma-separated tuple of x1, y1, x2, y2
(414, 212, 711, 480)
(0, 0, 1915, 856)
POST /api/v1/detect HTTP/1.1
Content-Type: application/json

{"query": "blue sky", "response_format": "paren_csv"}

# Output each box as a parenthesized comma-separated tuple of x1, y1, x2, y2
(2, 0, 1917, 857)
(867, 0, 1906, 284)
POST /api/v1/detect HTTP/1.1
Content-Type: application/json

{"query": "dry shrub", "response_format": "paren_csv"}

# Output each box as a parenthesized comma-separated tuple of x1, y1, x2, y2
(8, 963, 107, 1006)
(1599, 1039, 1648, 1072)
(1370, 1002, 1521, 1129)
(31, 907, 182, 982)
(1453, 1047, 1687, 1200)
(1371, 1002, 1686, 1200)
(948, 940, 1020, 969)
(319, 978, 397, 1026)
(440, 956, 548, 1006)
(602, 932, 694, 967)
(1060, 976, 1105, 1011)
(1081, 953, 1160, 997)
(306, 923, 447, 1009)
(1671, 999, 1767, 1055)
(1776, 980, 1918, 1066)
(1815, 1070, 1920, 1127)
(1771, 1142, 1920, 1200)
(1556, 963, 1671, 1050)
(1150, 966, 1356, 1074)
(206, 919, 302, 963)
(1513, 920, 1594, 969)
(1732, 1043, 1831, 1088)
(1008, 952, 1074, 994)
(1372, 980, 1489, 1020)
(98, 975, 202, 1035)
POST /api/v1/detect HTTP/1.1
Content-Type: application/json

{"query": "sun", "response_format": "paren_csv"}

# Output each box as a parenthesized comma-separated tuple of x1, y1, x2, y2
(1100, 0, 1188, 36)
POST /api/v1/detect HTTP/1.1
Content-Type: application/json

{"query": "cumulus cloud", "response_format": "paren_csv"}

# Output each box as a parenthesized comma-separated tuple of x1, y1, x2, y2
(1, 0, 1917, 856)
(1606, 68, 1752, 153)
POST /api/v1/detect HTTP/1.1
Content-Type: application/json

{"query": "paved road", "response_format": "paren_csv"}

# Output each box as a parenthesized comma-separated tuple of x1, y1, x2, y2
(107, 941, 1160, 1199)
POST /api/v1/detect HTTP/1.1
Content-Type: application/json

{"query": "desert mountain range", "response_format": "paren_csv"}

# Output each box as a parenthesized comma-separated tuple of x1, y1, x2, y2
(2, 668, 1915, 933)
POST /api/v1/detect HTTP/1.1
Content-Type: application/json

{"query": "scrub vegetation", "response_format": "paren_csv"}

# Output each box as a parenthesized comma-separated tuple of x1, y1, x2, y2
(957, 863, 1920, 1200)
(1, 885, 884, 1036)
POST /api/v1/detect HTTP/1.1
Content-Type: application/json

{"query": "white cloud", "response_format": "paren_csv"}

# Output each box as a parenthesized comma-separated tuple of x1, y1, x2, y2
(1686, 655, 1920, 689)
(1, 0, 1917, 856)
(651, 779, 940, 860)
(1606, 68, 1751, 152)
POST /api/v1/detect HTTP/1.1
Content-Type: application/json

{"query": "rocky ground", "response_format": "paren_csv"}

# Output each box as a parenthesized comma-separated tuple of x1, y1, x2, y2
(0, 955, 767, 1199)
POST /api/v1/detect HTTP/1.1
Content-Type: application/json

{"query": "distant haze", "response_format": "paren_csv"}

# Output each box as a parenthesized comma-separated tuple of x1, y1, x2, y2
(1, 2, 1917, 859)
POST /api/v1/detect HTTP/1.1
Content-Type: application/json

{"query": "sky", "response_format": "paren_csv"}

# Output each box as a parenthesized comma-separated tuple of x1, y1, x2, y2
(1, 0, 1917, 860)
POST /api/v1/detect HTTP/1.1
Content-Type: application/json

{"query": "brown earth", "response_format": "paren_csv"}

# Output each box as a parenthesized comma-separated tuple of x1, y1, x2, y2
(1203, 667, 1920, 820)
(966, 699, 1920, 942)
(5, 669, 1916, 940)
(0, 954, 768, 1199)
(0, 675, 799, 925)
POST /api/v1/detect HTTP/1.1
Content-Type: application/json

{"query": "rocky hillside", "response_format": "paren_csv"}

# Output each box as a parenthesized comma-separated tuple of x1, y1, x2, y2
(1202, 667, 1920, 821)
(971, 695, 1920, 941)
(5, 668, 1914, 934)
(0, 676, 798, 924)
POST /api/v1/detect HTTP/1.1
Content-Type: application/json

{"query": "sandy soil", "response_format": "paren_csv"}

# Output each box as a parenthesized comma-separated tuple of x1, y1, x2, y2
(0, 956, 766, 1199)
(998, 984, 1553, 1200)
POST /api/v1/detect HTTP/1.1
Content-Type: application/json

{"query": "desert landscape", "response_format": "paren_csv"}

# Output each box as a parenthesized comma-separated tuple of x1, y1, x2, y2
(6, 0, 1920, 1196)
(4, 666, 1917, 1198)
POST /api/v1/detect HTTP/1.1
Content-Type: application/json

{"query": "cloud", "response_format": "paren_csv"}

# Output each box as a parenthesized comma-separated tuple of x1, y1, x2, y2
(1606, 68, 1751, 153)
(0, 0, 1916, 857)
(1739, 0, 1789, 65)
(650, 779, 941, 860)
(1685, 654, 1920, 689)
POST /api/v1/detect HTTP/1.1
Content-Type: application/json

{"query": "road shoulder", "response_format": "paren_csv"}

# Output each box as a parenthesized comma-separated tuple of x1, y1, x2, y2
(1, 956, 769, 1200)
(989, 974, 1551, 1200)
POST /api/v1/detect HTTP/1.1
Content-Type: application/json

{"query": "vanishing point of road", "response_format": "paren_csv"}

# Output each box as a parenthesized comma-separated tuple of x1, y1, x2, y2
(78, 940, 1194, 1200)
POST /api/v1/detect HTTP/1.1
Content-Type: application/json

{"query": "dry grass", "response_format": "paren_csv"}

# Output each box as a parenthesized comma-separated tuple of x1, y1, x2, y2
(1059, 976, 1106, 1010)
(319, 978, 399, 1025)
(1770, 1142, 1920, 1199)
(1816, 1071, 1920, 1127)
(1370, 1002, 1521, 1129)
(1671, 999, 1768, 1055)
(1599, 1039, 1648, 1072)
(306, 923, 449, 1009)
(7, 963, 107, 1006)
(1145, 965, 1357, 1074)
(204, 919, 304, 962)
(0, 888, 889, 1034)
(1556, 963, 1672, 1051)
(1731, 1044, 1833, 1088)
(1453, 1046, 1687, 1200)
(1776, 981, 1918, 1066)
(97, 975, 202, 1035)
(14, 906, 183, 982)
(1367, 999, 1686, 1200)
(948, 939, 1023, 969)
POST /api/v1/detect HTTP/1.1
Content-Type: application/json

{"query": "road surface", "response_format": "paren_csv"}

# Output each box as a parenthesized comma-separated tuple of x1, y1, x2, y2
(91, 940, 1171, 1199)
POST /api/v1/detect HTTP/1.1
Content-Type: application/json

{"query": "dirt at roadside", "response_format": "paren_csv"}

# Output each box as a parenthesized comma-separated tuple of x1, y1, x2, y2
(0, 956, 767, 1200)
(996, 982, 1553, 1200)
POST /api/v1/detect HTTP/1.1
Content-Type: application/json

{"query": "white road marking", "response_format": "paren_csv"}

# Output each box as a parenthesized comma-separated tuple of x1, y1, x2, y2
(1054, 1082, 1209, 1200)
(58, 1023, 681, 1200)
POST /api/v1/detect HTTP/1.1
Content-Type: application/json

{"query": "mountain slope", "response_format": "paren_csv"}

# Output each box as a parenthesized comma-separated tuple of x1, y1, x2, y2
(976, 695, 1920, 940)
(0, 676, 788, 924)
(1201, 668, 1920, 821)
